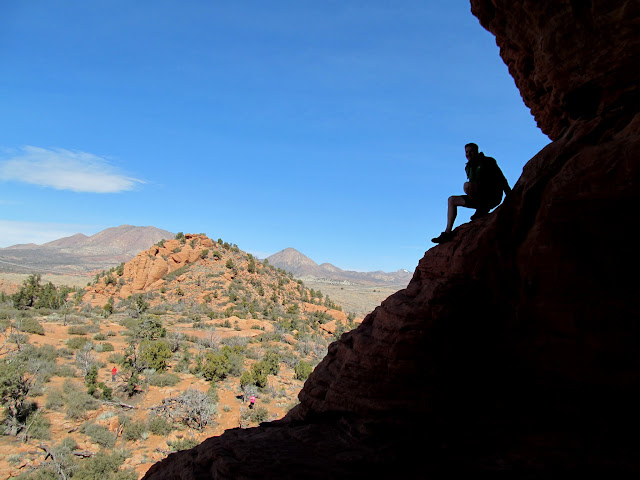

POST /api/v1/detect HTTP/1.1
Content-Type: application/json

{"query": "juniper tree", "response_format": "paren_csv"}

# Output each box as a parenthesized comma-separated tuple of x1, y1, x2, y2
(0, 356, 39, 436)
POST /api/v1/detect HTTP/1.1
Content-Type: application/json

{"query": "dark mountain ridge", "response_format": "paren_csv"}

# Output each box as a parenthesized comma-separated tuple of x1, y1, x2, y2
(266, 247, 411, 286)
(0, 225, 174, 274)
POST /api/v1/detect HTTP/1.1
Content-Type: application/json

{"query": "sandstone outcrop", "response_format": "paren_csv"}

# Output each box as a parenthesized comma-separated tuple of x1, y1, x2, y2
(143, 1, 640, 478)
(84, 234, 211, 305)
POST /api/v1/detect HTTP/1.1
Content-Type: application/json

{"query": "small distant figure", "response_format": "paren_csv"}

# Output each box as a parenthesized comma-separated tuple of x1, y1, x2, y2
(249, 394, 256, 409)
(432, 143, 511, 244)
(111, 366, 117, 382)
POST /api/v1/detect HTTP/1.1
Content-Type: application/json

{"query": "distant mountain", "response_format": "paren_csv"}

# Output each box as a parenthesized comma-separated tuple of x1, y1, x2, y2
(266, 247, 412, 287)
(266, 248, 320, 277)
(0, 229, 412, 289)
(3, 243, 39, 250)
(0, 225, 174, 274)
(41, 233, 89, 249)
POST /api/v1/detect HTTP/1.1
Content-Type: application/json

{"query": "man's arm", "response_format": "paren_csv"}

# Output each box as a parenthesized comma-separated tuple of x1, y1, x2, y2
(499, 169, 511, 196)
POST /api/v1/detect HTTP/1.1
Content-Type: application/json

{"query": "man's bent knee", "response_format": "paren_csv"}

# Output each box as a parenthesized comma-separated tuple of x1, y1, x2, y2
(448, 195, 466, 207)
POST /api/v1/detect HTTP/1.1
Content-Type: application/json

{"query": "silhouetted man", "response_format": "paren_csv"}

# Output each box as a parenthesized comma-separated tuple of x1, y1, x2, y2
(432, 143, 511, 243)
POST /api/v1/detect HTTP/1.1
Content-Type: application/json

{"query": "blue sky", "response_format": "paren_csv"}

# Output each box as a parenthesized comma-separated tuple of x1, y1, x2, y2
(0, 1, 549, 272)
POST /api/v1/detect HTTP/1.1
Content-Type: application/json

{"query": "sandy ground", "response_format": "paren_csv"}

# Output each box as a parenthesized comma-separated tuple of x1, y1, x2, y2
(0, 272, 92, 290)
(0, 316, 304, 479)
(302, 280, 406, 317)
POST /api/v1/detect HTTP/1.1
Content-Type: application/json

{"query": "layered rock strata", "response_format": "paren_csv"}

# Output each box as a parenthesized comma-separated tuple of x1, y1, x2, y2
(143, 1, 640, 477)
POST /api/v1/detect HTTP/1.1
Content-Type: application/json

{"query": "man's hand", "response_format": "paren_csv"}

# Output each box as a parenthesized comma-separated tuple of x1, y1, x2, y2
(464, 182, 478, 196)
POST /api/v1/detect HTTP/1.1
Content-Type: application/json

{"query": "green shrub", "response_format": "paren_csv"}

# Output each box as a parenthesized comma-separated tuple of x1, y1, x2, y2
(66, 337, 90, 350)
(81, 423, 116, 448)
(207, 384, 219, 403)
(119, 317, 139, 331)
(68, 325, 88, 335)
(250, 365, 268, 388)
(123, 420, 146, 441)
(165, 265, 190, 282)
(23, 411, 51, 440)
(93, 333, 106, 341)
(66, 391, 100, 420)
(168, 437, 199, 451)
(107, 353, 125, 364)
(95, 342, 115, 352)
(31, 344, 59, 362)
(55, 364, 77, 377)
(239, 371, 254, 389)
(226, 351, 244, 377)
(261, 350, 280, 375)
(147, 372, 180, 387)
(294, 360, 313, 381)
(241, 351, 280, 389)
(134, 317, 166, 340)
(17, 317, 45, 335)
(45, 389, 66, 409)
(139, 340, 172, 371)
(250, 406, 270, 423)
(60, 435, 78, 451)
(12, 274, 66, 310)
(8, 332, 28, 344)
(13, 468, 59, 480)
(57, 347, 74, 358)
(73, 450, 136, 480)
(62, 379, 76, 395)
(201, 352, 230, 382)
(125, 294, 150, 318)
(147, 415, 174, 436)
(98, 382, 113, 400)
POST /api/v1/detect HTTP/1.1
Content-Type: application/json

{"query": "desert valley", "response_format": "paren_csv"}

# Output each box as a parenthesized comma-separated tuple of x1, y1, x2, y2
(0, 226, 408, 479)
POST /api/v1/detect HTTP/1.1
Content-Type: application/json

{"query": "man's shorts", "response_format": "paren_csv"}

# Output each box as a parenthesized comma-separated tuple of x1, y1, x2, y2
(462, 194, 500, 211)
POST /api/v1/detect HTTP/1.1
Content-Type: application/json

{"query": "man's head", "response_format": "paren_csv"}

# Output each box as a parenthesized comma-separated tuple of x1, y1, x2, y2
(465, 143, 479, 161)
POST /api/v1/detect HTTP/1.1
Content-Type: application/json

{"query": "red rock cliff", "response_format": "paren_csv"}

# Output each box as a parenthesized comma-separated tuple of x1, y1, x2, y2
(143, 1, 640, 478)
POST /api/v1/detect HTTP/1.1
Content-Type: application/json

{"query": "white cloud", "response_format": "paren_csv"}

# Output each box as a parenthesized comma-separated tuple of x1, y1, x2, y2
(0, 146, 144, 193)
(0, 220, 99, 248)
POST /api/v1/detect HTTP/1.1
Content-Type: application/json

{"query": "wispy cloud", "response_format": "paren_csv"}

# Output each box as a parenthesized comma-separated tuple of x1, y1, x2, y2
(0, 146, 144, 193)
(0, 220, 99, 248)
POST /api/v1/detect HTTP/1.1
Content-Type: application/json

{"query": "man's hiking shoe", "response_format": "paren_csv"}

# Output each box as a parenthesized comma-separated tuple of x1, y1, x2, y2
(470, 209, 489, 221)
(431, 231, 454, 244)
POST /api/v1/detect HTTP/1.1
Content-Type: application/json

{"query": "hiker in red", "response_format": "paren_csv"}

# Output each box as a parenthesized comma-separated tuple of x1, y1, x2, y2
(111, 366, 117, 382)
(249, 394, 256, 409)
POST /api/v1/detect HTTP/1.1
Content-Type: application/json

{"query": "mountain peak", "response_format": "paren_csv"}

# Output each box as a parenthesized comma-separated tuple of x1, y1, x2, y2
(0, 225, 174, 274)
(267, 249, 412, 286)
(42, 233, 89, 249)
(267, 248, 318, 272)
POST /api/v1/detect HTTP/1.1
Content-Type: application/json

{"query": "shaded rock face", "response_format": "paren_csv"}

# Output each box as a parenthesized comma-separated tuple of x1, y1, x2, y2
(471, 0, 640, 140)
(143, 1, 639, 478)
